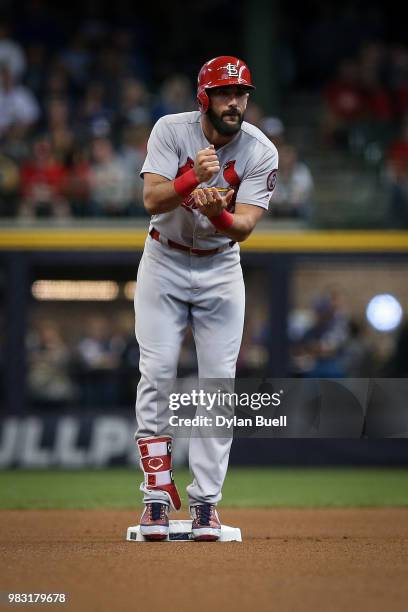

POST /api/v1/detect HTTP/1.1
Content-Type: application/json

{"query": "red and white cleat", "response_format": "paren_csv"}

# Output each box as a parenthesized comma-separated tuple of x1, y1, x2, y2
(190, 504, 221, 541)
(140, 503, 169, 540)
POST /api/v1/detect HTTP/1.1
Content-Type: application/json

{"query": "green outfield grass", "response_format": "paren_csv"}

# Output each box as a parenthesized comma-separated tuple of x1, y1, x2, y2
(1, 468, 408, 510)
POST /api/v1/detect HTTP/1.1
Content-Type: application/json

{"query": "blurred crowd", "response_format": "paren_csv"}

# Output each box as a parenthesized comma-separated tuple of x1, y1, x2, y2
(25, 314, 206, 408)
(0, 7, 408, 225)
(321, 41, 408, 150)
(24, 292, 408, 409)
(0, 16, 318, 222)
(288, 289, 375, 378)
(26, 314, 138, 407)
(320, 41, 408, 227)
(0, 19, 197, 219)
(239, 286, 408, 380)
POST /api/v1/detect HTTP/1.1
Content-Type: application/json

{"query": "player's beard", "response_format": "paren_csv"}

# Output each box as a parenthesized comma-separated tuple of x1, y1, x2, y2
(207, 107, 243, 136)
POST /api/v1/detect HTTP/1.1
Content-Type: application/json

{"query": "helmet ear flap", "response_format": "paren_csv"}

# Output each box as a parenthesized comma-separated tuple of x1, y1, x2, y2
(197, 88, 209, 113)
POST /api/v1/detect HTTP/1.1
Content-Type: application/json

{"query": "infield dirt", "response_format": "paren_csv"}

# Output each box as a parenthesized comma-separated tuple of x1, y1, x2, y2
(1, 508, 407, 612)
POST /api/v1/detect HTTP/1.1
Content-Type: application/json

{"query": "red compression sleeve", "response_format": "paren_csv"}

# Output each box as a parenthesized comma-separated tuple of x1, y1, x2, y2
(210, 209, 234, 231)
(173, 168, 200, 198)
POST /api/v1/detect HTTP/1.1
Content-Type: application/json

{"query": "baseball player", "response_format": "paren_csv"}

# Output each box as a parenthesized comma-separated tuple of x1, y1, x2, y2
(135, 56, 278, 540)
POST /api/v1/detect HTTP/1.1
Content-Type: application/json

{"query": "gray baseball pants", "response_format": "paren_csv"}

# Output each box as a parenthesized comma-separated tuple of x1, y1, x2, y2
(134, 233, 245, 506)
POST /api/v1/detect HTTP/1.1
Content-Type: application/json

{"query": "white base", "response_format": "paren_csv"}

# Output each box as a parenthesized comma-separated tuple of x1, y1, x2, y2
(126, 520, 242, 542)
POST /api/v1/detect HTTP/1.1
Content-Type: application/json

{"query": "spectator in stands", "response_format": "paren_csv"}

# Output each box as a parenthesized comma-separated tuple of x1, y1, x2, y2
(350, 54, 393, 155)
(152, 74, 195, 121)
(0, 63, 40, 138)
(360, 64, 392, 123)
(59, 32, 91, 91)
(18, 136, 70, 218)
(268, 144, 314, 220)
(117, 77, 151, 130)
(321, 58, 366, 147)
(24, 43, 47, 98)
(261, 116, 286, 148)
(358, 41, 387, 89)
(388, 44, 408, 118)
(79, 81, 114, 134)
(111, 26, 150, 82)
(43, 63, 71, 104)
(89, 135, 133, 216)
(75, 316, 122, 406)
(45, 97, 75, 164)
(64, 145, 92, 217)
(291, 289, 350, 377)
(120, 124, 149, 215)
(93, 45, 125, 111)
(1, 123, 31, 164)
(322, 51, 393, 153)
(243, 99, 264, 127)
(0, 22, 26, 81)
(27, 320, 76, 407)
(384, 118, 408, 227)
(0, 151, 20, 216)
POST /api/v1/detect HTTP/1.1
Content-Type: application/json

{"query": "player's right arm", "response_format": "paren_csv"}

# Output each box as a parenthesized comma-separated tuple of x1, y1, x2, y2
(143, 173, 182, 215)
(141, 117, 219, 215)
(143, 147, 219, 215)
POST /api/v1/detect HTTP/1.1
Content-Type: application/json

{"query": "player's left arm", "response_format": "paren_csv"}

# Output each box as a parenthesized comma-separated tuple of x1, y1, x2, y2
(193, 187, 265, 241)
(226, 201, 266, 241)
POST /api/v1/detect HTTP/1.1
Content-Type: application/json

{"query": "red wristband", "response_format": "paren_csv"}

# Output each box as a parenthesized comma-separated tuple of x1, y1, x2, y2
(173, 168, 200, 198)
(210, 209, 234, 231)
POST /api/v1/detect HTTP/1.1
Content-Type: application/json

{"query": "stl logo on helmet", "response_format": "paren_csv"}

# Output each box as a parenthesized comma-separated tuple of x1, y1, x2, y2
(225, 63, 239, 77)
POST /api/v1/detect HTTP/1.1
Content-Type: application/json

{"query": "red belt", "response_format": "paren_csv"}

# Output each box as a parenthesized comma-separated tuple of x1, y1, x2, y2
(149, 228, 235, 257)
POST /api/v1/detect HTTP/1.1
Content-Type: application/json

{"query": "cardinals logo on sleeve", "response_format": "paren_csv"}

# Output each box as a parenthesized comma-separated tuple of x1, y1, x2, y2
(267, 169, 278, 192)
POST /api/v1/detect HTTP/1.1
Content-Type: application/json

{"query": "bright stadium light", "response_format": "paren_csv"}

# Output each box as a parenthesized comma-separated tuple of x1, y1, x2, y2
(366, 294, 403, 332)
(124, 281, 137, 300)
(32, 280, 119, 301)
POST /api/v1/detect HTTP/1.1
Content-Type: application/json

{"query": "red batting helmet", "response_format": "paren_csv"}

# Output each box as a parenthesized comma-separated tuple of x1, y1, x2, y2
(197, 56, 255, 113)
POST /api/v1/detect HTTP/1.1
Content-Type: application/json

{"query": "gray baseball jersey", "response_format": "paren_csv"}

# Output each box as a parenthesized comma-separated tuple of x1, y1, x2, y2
(141, 111, 278, 249)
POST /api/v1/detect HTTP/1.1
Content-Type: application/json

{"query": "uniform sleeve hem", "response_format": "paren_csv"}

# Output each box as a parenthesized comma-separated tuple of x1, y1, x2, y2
(235, 200, 269, 210)
(140, 168, 175, 181)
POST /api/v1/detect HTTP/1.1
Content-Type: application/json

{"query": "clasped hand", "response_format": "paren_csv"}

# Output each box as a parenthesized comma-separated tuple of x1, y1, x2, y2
(192, 188, 234, 218)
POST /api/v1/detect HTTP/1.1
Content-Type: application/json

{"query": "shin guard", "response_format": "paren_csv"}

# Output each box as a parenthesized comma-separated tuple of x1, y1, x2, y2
(137, 436, 181, 510)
